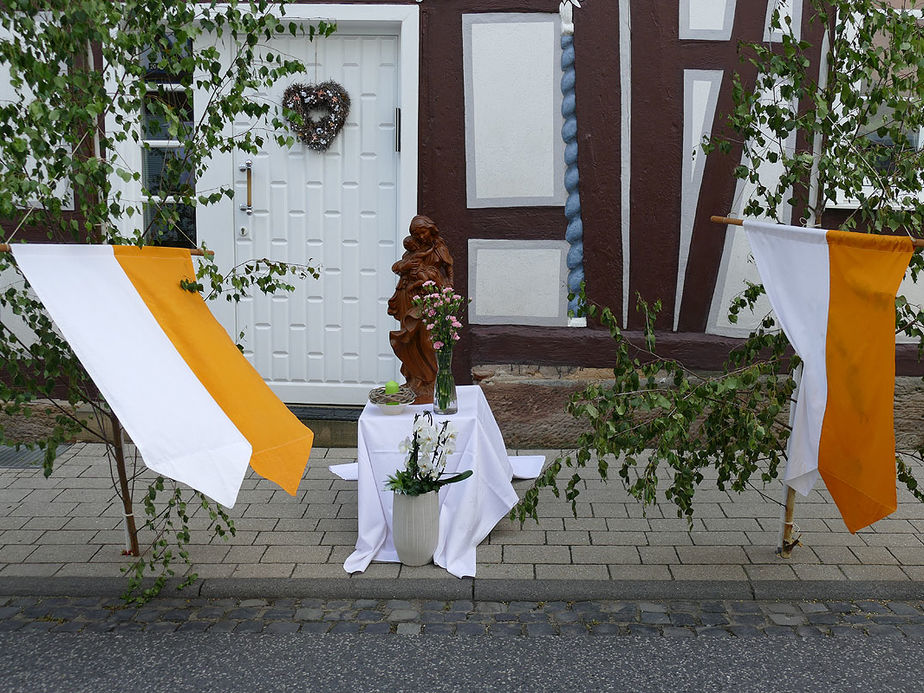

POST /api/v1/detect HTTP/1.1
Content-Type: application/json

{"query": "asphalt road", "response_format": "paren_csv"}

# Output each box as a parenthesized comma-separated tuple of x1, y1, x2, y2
(0, 632, 919, 692)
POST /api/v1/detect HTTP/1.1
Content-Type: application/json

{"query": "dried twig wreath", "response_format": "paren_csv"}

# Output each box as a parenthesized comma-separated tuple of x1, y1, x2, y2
(282, 81, 351, 151)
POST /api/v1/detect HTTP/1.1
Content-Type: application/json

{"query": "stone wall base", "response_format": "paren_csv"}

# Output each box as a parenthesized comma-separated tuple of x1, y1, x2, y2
(896, 378, 924, 451)
(3, 371, 923, 453)
(474, 364, 610, 449)
(475, 364, 924, 451)
(0, 402, 104, 445)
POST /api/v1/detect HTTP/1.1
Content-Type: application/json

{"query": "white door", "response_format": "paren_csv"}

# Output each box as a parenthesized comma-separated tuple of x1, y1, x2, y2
(202, 29, 404, 405)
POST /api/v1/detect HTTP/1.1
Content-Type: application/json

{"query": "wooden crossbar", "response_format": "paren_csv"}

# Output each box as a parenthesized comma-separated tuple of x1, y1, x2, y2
(710, 215, 924, 249)
(0, 243, 214, 256)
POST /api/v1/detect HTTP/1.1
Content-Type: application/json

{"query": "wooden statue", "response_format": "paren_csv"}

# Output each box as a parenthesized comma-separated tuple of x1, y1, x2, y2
(387, 215, 454, 404)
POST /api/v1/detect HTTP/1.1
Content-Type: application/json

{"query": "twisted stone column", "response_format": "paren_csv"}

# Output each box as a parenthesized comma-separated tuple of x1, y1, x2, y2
(560, 2, 584, 316)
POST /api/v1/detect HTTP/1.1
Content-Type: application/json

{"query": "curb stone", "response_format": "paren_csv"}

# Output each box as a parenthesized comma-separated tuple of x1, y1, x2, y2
(1, 576, 922, 602)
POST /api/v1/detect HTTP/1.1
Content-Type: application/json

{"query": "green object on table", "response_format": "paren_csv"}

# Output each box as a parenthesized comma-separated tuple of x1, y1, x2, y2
(385, 380, 400, 404)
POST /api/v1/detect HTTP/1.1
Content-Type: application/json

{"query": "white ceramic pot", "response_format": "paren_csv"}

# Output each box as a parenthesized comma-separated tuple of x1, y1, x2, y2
(392, 490, 439, 566)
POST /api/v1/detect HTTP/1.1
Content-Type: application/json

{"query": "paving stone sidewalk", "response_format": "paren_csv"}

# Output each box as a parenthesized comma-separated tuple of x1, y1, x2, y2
(0, 443, 923, 600)
(1, 595, 923, 638)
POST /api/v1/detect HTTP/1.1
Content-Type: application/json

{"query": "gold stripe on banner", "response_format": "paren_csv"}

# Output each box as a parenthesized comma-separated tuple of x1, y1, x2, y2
(817, 230, 913, 532)
(112, 246, 313, 495)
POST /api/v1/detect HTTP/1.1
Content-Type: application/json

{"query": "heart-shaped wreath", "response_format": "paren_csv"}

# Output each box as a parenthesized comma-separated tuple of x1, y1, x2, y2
(282, 81, 351, 152)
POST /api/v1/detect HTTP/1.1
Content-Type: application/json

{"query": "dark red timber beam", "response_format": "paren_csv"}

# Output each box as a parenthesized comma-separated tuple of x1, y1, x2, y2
(676, 2, 827, 332)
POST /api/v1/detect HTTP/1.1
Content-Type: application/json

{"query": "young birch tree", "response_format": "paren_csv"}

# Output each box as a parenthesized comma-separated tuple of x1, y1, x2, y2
(0, 0, 331, 602)
(514, 0, 924, 526)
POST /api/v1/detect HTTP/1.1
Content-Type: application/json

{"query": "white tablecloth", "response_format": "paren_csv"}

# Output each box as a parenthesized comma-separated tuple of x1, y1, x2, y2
(343, 386, 520, 578)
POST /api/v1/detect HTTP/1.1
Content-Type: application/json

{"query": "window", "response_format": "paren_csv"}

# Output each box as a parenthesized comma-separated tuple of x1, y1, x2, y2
(858, 6, 923, 173)
(138, 39, 196, 248)
(829, 6, 924, 209)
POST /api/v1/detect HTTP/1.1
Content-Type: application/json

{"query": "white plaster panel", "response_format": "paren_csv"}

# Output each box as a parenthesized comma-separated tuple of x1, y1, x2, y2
(764, 0, 802, 42)
(475, 248, 562, 318)
(469, 240, 569, 326)
(688, 78, 717, 184)
(463, 14, 565, 208)
(675, 70, 722, 331)
(619, 0, 632, 326)
(679, 0, 737, 40)
(707, 76, 797, 337)
(706, 227, 774, 336)
(689, 0, 728, 30)
(471, 20, 555, 199)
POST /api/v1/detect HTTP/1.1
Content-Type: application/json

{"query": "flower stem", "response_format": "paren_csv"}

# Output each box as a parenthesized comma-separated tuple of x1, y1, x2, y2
(434, 347, 457, 414)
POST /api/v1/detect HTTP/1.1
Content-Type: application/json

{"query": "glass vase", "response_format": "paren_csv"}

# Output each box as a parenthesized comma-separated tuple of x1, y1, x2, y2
(433, 347, 458, 415)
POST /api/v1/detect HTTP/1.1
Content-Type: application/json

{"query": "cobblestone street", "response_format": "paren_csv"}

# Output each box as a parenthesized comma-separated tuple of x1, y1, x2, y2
(2, 595, 924, 638)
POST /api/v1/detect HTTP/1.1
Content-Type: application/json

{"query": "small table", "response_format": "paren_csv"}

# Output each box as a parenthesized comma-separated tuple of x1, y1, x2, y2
(343, 385, 519, 578)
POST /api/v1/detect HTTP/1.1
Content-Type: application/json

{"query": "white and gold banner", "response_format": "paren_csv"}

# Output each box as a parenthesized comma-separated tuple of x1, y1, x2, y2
(12, 245, 313, 507)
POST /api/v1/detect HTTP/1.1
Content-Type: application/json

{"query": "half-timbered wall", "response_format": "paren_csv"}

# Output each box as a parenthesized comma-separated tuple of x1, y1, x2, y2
(3, 1, 922, 411)
(417, 1, 922, 379)
(418, 1, 815, 376)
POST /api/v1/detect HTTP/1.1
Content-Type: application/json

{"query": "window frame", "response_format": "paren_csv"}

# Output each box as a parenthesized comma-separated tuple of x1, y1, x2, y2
(105, 39, 197, 247)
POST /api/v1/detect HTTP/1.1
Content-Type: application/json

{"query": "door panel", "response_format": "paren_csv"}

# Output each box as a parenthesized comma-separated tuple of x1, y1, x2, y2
(231, 32, 401, 405)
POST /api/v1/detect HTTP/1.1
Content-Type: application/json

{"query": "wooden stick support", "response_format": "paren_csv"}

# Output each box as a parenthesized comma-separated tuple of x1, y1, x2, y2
(709, 215, 924, 248)
(778, 486, 798, 559)
(110, 413, 141, 558)
(710, 215, 744, 226)
(0, 243, 214, 256)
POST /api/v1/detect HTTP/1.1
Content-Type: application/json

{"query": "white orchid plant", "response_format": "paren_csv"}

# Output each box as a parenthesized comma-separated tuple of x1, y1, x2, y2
(385, 412, 472, 496)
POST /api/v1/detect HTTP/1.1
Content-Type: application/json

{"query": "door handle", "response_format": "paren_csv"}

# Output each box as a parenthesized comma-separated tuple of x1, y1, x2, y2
(239, 160, 253, 215)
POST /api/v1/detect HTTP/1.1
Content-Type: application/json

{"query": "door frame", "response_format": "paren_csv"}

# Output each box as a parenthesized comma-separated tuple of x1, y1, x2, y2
(196, 3, 420, 338)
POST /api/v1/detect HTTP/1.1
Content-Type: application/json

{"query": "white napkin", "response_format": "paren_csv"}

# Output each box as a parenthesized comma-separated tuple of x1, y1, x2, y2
(509, 455, 545, 479)
(329, 462, 359, 481)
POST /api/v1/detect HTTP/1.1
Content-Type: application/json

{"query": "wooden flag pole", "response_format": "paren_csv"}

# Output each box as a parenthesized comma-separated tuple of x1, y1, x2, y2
(0, 244, 214, 256)
(109, 412, 141, 558)
(710, 214, 922, 558)
(777, 362, 803, 558)
(710, 215, 745, 226)
(0, 241, 212, 557)
(779, 486, 799, 558)
(710, 214, 804, 556)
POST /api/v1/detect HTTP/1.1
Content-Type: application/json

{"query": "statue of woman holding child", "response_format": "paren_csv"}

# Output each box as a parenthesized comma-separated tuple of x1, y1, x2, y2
(387, 215, 454, 403)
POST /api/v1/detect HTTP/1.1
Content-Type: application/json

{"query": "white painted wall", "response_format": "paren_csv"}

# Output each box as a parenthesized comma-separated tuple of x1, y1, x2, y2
(689, 0, 729, 30)
(0, 266, 44, 347)
(476, 250, 560, 318)
(0, 24, 73, 212)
